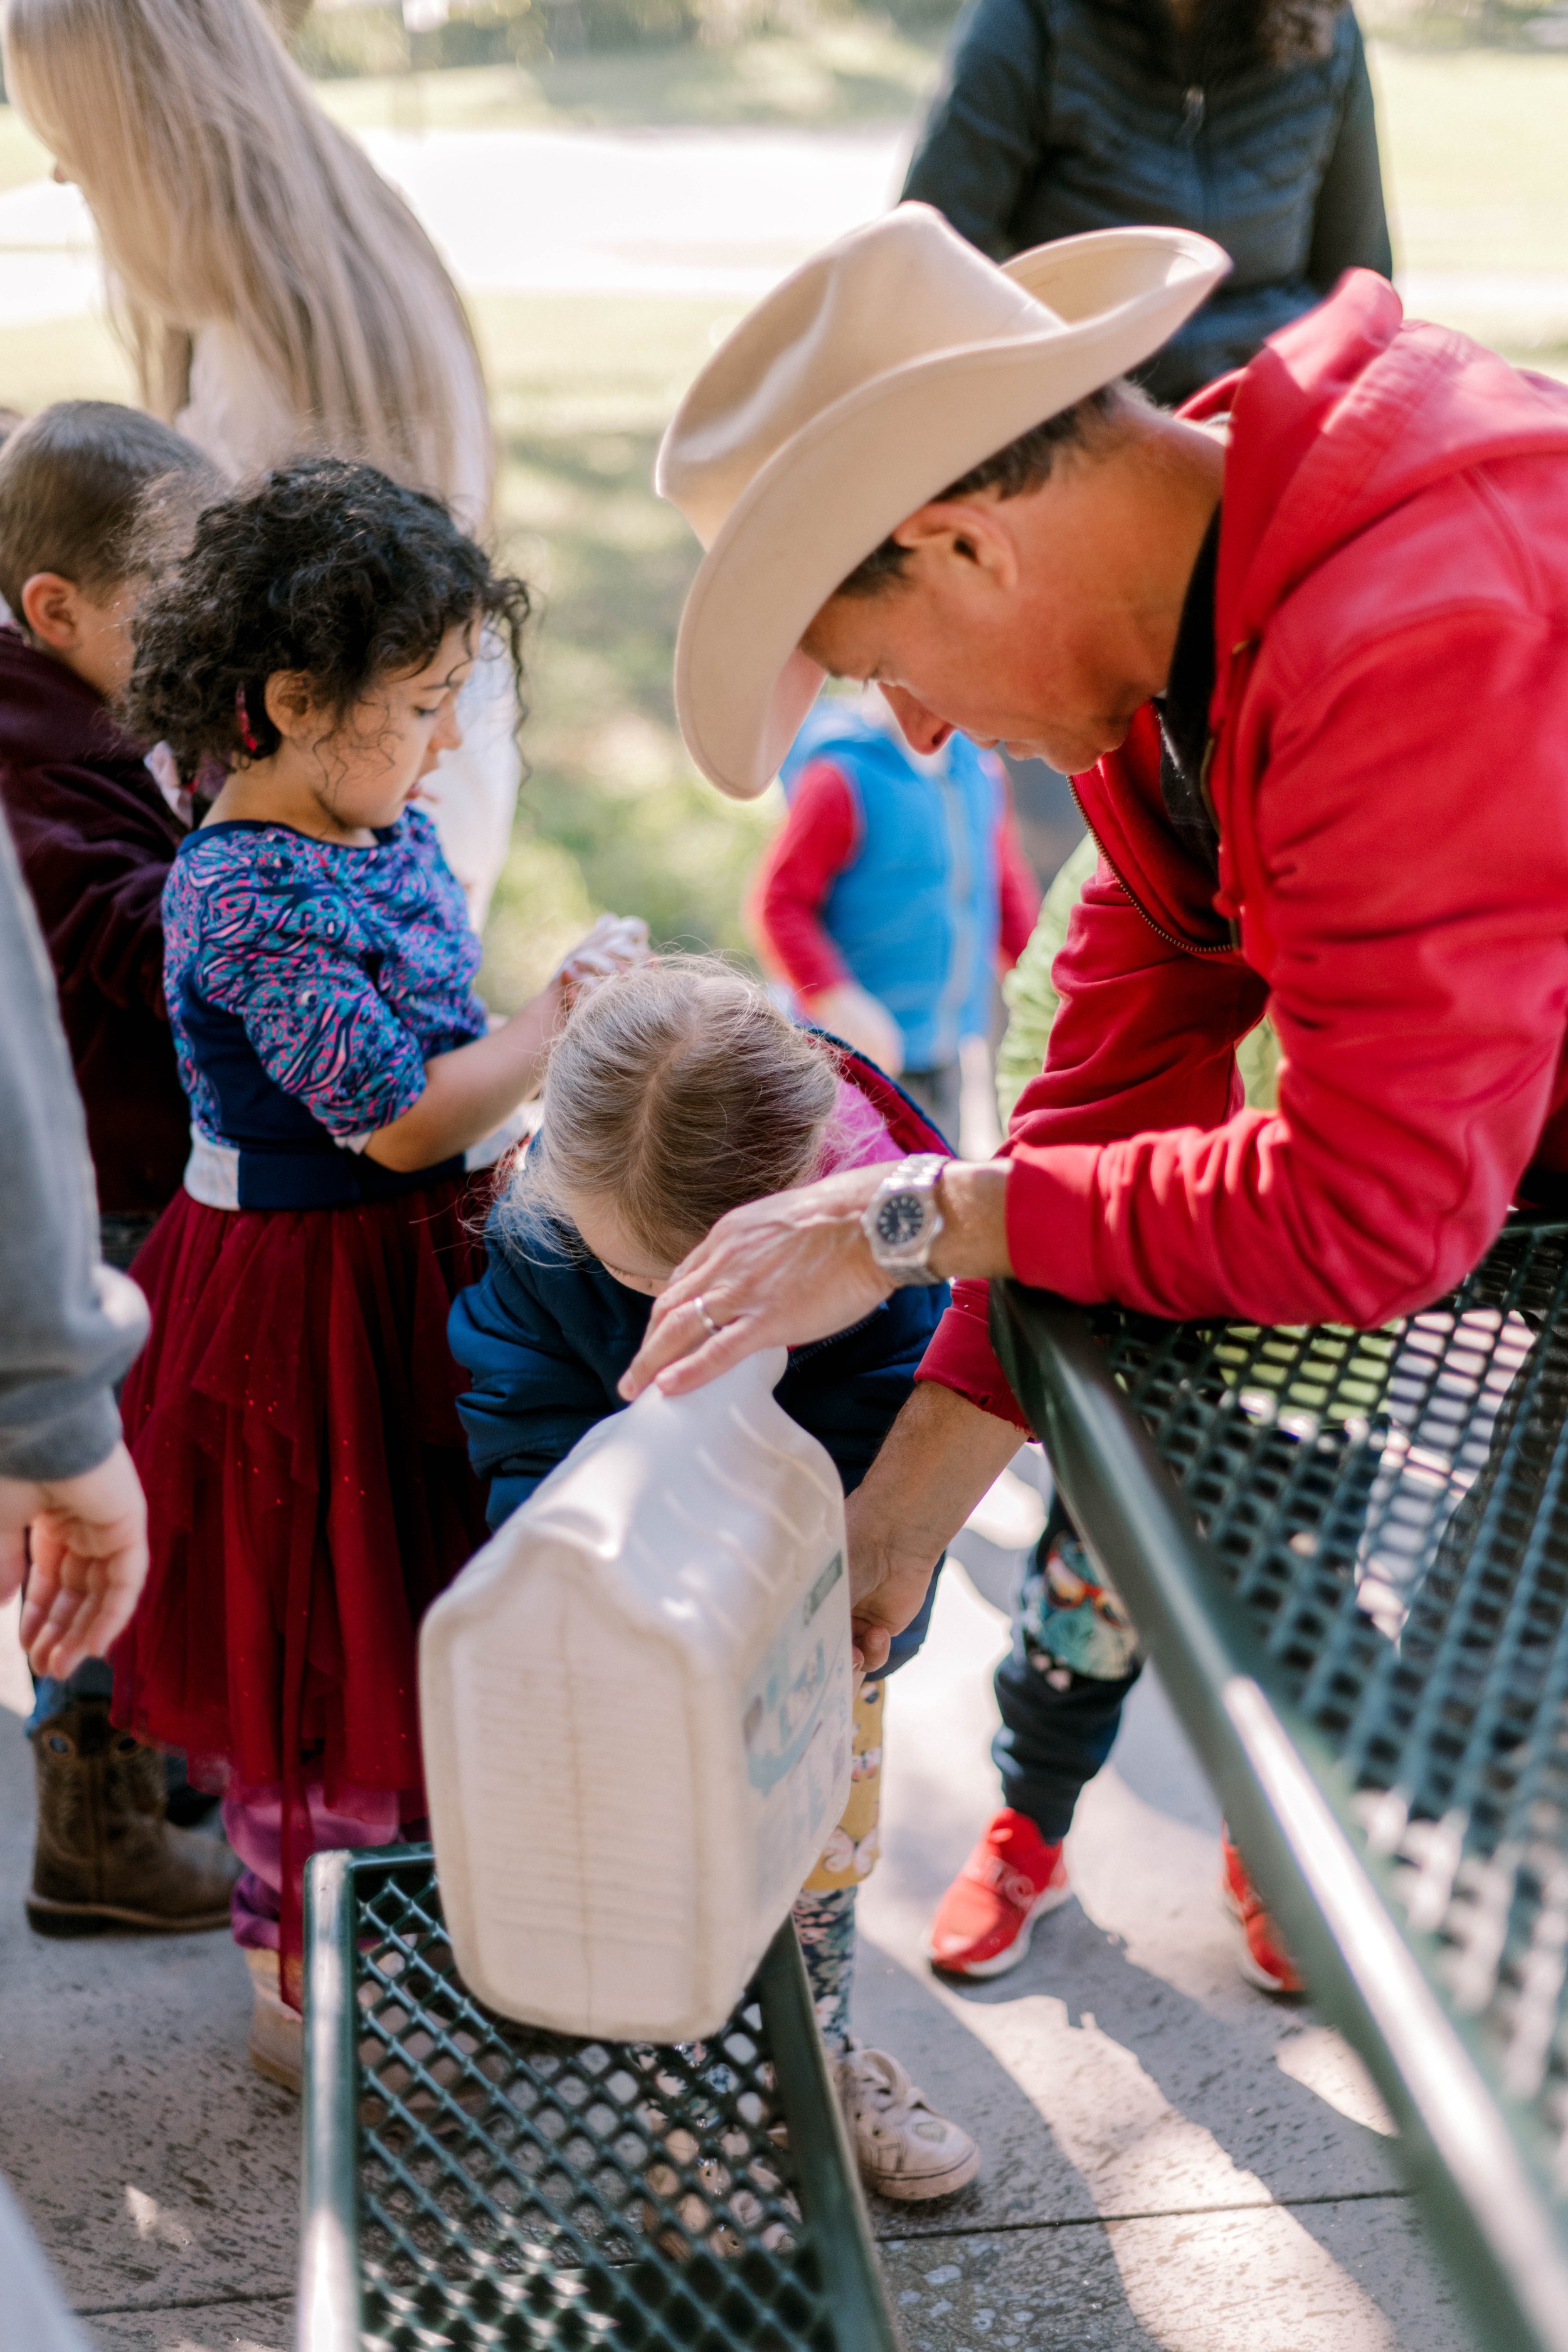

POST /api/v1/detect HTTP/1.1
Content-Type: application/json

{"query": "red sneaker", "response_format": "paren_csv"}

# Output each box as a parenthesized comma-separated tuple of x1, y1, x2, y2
(1220, 1826, 1305, 1996)
(923, 1809, 1071, 1978)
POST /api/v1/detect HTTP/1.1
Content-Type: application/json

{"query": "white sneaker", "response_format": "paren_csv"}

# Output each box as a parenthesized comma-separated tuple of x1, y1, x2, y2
(835, 2044, 980, 2202)
(245, 1946, 303, 2094)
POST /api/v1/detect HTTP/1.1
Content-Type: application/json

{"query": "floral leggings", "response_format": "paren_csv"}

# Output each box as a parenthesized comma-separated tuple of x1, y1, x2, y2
(791, 1679, 884, 2053)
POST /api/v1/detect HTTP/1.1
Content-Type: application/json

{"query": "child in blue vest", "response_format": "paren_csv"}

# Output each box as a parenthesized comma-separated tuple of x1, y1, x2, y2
(450, 956, 982, 2205)
(751, 691, 1039, 1144)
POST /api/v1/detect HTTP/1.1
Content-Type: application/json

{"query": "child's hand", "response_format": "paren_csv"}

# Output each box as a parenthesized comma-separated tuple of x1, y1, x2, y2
(849, 1560, 938, 1675)
(554, 914, 650, 1010)
(802, 983, 904, 1077)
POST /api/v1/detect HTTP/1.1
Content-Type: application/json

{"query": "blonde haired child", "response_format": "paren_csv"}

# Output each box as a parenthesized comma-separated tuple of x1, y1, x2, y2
(450, 957, 982, 2203)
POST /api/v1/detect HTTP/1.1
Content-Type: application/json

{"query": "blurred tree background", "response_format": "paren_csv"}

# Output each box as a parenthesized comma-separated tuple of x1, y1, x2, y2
(1, 0, 1562, 1006)
(294, 0, 1568, 73)
(296, 0, 958, 76)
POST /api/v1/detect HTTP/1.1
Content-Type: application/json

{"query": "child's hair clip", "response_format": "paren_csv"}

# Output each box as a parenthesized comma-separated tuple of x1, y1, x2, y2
(235, 684, 261, 757)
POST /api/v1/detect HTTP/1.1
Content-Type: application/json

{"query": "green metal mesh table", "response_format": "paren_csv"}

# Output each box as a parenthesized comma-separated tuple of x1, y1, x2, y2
(299, 1846, 899, 2352)
(990, 1216, 1568, 2352)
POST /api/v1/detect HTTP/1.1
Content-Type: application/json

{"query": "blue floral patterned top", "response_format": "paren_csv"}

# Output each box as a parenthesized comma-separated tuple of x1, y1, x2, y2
(164, 813, 488, 1210)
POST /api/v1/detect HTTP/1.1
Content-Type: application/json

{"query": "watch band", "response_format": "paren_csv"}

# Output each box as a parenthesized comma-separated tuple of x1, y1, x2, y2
(861, 1153, 946, 1286)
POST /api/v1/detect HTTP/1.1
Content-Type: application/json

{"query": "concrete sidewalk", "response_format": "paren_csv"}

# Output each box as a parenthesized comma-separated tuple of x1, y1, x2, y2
(859, 1535, 1476, 2351)
(0, 1605, 296, 2351)
(0, 1540, 1477, 2352)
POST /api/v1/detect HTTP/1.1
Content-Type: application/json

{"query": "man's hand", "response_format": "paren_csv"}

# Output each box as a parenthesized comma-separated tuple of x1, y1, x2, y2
(620, 1166, 893, 1399)
(620, 1158, 1014, 1400)
(0, 1444, 149, 1680)
(847, 1384, 1027, 1668)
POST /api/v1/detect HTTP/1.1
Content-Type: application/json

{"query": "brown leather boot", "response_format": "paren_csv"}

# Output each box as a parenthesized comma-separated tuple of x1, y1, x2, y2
(27, 1696, 239, 1936)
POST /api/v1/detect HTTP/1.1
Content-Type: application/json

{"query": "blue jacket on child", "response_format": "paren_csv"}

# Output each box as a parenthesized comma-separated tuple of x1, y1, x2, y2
(449, 1047, 949, 1675)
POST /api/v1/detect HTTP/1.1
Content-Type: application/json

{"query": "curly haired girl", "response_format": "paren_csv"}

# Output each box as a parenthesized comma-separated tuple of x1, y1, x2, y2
(111, 457, 644, 2082)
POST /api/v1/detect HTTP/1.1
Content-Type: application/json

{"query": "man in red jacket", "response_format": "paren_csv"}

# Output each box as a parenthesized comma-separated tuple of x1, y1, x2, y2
(625, 205, 1568, 1969)
(0, 400, 236, 1938)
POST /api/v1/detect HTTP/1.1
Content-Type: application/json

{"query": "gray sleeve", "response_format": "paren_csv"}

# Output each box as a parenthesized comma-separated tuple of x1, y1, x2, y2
(0, 808, 149, 1483)
(900, 0, 1052, 262)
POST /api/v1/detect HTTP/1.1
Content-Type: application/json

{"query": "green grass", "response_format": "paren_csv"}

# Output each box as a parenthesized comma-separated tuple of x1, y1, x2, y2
(468, 290, 776, 1005)
(315, 20, 946, 132)
(0, 312, 135, 412)
(1372, 41, 1568, 369)
(1372, 41, 1568, 277)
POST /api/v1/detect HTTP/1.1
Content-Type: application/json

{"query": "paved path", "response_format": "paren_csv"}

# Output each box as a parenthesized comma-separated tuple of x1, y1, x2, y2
(0, 127, 1562, 334)
(0, 128, 909, 322)
(0, 1498, 1478, 2351)
(0, 1606, 297, 2352)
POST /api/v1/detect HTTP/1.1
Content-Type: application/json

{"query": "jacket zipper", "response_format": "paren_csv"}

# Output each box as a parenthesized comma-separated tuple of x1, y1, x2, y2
(1067, 775, 1238, 959)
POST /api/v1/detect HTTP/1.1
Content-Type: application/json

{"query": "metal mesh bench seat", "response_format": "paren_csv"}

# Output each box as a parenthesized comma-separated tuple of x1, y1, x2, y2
(990, 1216, 1568, 2352)
(298, 1846, 899, 2352)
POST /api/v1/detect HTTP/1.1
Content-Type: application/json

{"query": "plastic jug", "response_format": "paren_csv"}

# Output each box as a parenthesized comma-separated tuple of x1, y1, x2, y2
(419, 1347, 852, 2042)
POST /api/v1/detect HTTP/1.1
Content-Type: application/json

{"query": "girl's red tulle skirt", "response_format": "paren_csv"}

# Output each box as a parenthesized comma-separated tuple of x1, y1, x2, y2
(114, 1177, 492, 1978)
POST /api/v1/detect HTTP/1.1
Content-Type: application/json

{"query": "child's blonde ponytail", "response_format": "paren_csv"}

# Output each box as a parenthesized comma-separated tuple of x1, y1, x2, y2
(510, 958, 842, 1268)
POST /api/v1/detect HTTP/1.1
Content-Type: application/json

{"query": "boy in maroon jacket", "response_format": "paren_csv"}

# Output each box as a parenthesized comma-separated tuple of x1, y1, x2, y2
(0, 400, 236, 1937)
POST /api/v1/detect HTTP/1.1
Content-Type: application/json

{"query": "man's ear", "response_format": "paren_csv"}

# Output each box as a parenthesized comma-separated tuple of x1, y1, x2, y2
(262, 669, 319, 743)
(891, 497, 1020, 590)
(18, 571, 84, 652)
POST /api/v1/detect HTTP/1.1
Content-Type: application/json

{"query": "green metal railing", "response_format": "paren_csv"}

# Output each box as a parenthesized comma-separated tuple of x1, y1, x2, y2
(990, 1217, 1568, 2352)
(298, 1844, 899, 2352)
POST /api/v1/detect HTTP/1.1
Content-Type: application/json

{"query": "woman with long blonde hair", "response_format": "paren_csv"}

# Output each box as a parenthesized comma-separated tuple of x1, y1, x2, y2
(3, 0, 520, 921)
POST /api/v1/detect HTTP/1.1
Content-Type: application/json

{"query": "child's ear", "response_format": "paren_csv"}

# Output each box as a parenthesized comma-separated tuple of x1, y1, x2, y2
(262, 669, 319, 743)
(18, 571, 84, 652)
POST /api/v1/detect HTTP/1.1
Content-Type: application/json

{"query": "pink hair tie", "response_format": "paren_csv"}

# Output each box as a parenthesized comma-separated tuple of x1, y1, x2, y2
(236, 686, 260, 756)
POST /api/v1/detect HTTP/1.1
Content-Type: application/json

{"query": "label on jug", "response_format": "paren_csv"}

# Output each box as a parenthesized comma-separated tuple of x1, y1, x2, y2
(741, 1549, 852, 1910)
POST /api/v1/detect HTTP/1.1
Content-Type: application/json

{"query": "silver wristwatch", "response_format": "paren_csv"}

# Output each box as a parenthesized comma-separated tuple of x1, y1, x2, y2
(861, 1153, 946, 1287)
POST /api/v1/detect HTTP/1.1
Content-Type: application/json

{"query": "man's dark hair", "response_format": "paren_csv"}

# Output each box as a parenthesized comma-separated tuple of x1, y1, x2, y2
(126, 455, 533, 771)
(0, 400, 216, 617)
(835, 379, 1136, 600)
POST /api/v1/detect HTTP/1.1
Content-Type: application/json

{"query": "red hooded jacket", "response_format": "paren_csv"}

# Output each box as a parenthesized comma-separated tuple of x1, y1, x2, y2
(922, 272, 1568, 1428)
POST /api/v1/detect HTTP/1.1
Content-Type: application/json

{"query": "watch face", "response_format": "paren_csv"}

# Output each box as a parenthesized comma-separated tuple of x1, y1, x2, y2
(875, 1192, 927, 1251)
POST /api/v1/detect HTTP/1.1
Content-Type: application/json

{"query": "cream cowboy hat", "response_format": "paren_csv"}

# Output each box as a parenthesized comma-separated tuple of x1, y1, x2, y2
(657, 202, 1229, 800)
